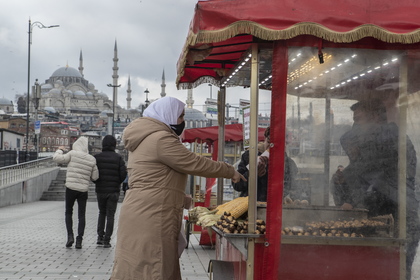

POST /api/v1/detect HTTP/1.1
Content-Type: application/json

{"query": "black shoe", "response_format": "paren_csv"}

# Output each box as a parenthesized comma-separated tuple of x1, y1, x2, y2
(97, 236, 104, 245)
(66, 235, 74, 248)
(103, 241, 111, 248)
(75, 237, 83, 249)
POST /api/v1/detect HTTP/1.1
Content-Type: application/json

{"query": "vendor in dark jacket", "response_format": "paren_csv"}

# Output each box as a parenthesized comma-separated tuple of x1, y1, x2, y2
(94, 135, 127, 248)
(232, 127, 298, 202)
(339, 99, 419, 280)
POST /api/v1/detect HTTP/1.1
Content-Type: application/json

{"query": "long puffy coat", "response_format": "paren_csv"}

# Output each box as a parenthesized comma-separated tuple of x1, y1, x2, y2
(111, 117, 235, 280)
(53, 136, 99, 192)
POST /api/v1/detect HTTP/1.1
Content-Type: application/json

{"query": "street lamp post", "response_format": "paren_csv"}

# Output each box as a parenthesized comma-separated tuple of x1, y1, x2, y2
(32, 79, 41, 157)
(107, 83, 121, 137)
(26, 19, 59, 161)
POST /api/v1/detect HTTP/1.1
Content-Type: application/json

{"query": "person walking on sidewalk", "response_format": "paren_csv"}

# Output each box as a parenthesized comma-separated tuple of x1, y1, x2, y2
(110, 96, 245, 280)
(53, 136, 99, 249)
(94, 135, 127, 248)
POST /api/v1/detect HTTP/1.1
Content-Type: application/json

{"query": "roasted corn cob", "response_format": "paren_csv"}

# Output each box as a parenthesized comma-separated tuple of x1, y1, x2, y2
(216, 196, 248, 219)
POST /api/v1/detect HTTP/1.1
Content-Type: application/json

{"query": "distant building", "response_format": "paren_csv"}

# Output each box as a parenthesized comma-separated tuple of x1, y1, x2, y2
(0, 128, 24, 151)
(38, 122, 79, 152)
(6, 117, 27, 134)
(0, 98, 14, 114)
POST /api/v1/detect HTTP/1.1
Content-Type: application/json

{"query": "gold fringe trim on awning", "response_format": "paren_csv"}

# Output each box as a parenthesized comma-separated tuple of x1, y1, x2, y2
(196, 21, 420, 45)
(176, 21, 420, 88)
(178, 76, 220, 90)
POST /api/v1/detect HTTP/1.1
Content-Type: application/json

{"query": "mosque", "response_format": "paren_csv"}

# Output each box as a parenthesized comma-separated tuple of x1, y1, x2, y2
(25, 42, 143, 131)
(8, 41, 210, 135)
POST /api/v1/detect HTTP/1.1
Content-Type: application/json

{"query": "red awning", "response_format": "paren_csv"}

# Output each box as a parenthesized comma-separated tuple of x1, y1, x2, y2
(181, 123, 266, 143)
(177, 0, 420, 88)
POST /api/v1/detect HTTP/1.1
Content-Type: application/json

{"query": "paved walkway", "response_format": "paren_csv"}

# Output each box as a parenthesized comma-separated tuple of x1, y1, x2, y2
(4, 201, 420, 280)
(0, 201, 214, 280)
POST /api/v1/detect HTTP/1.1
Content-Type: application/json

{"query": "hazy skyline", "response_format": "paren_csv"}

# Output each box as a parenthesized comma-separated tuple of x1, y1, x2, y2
(0, 0, 268, 115)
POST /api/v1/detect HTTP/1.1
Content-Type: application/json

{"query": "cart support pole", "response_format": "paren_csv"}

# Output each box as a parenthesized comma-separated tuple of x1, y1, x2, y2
(398, 53, 408, 280)
(246, 43, 259, 280)
(324, 91, 332, 206)
(217, 87, 227, 205)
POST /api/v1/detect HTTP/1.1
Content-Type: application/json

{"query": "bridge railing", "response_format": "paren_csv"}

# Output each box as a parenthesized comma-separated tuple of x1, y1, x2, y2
(0, 157, 58, 187)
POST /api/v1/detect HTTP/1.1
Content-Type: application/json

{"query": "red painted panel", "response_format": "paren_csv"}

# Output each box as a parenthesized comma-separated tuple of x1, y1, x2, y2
(278, 244, 400, 280)
(216, 235, 400, 279)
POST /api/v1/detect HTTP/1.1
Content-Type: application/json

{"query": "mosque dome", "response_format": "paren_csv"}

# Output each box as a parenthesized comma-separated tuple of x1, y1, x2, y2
(51, 66, 82, 78)
(49, 88, 61, 95)
(185, 108, 207, 121)
(100, 109, 113, 117)
(184, 108, 208, 129)
(86, 92, 94, 100)
(41, 84, 53, 90)
(44, 107, 56, 113)
(98, 92, 109, 99)
(73, 90, 85, 97)
(0, 97, 12, 105)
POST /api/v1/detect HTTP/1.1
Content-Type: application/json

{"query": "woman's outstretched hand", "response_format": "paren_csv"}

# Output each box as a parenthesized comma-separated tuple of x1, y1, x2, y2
(232, 170, 247, 183)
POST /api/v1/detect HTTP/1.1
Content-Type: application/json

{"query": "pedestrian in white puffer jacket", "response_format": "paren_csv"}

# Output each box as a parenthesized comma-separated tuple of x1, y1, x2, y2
(53, 136, 99, 249)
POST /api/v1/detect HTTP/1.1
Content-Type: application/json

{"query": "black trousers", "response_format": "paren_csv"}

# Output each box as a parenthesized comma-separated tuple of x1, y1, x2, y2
(65, 187, 88, 238)
(96, 192, 119, 242)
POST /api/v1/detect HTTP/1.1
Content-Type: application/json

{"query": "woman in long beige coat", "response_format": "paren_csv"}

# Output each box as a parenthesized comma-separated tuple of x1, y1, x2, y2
(110, 96, 244, 280)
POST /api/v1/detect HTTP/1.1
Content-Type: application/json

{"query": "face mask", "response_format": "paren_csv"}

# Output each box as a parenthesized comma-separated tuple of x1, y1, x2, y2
(170, 121, 185, 136)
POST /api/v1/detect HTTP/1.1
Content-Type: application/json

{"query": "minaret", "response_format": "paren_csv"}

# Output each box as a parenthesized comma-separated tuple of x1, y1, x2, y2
(78, 50, 84, 77)
(160, 69, 166, 98)
(186, 88, 194, 109)
(112, 40, 119, 105)
(126, 76, 132, 109)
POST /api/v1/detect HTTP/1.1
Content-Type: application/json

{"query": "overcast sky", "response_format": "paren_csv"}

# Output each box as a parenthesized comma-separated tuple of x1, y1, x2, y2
(0, 0, 272, 117)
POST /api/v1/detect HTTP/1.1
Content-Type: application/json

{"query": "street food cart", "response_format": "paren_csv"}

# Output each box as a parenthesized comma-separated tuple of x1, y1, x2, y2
(176, 1, 420, 279)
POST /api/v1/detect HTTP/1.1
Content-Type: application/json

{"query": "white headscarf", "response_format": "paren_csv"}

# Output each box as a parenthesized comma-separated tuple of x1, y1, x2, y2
(143, 96, 185, 126)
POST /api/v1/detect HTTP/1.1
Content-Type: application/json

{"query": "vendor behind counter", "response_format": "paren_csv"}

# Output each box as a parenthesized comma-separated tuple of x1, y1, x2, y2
(233, 127, 300, 202)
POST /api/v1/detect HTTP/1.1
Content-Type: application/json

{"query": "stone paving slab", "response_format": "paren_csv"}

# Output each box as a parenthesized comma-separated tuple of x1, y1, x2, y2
(0, 201, 213, 280)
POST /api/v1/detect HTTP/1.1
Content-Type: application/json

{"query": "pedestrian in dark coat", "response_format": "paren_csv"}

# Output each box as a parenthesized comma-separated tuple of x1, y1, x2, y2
(94, 135, 127, 248)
